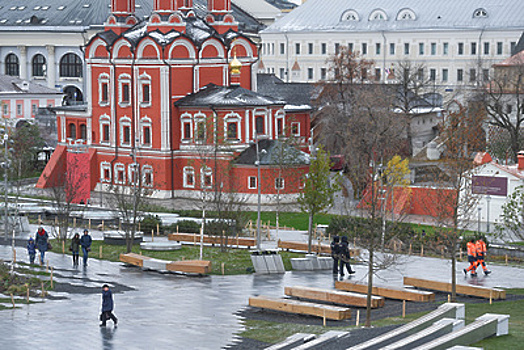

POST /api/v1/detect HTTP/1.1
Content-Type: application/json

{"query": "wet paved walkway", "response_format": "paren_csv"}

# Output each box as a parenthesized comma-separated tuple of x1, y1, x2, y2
(0, 242, 523, 350)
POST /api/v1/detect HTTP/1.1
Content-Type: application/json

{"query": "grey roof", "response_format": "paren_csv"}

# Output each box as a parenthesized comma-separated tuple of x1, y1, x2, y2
(257, 73, 314, 107)
(263, 0, 297, 11)
(263, 0, 524, 33)
(174, 84, 285, 108)
(235, 139, 309, 165)
(0, 0, 262, 33)
(0, 74, 62, 95)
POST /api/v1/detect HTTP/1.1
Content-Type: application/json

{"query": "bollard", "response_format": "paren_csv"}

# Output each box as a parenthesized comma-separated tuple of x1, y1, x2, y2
(448, 294, 451, 303)
(138, 222, 141, 232)
(10, 293, 15, 308)
(102, 220, 105, 231)
(151, 229, 154, 242)
(420, 245, 424, 257)
(119, 220, 122, 231)
(38, 215, 42, 224)
(402, 300, 406, 318)
(409, 243, 412, 255)
(62, 241, 65, 254)
(505, 254, 508, 265)
(490, 290, 493, 305)
(26, 284, 30, 303)
(50, 267, 53, 289)
(356, 310, 360, 326)
(323, 310, 326, 327)
(13, 249, 16, 264)
(221, 263, 225, 275)
(394, 240, 397, 252)
(99, 246, 103, 259)
(73, 217, 76, 229)
(41, 281, 45, 297)
(157, 223, 160, 236)
(89, 218, 92, 230)
(46, 260, 49, 273)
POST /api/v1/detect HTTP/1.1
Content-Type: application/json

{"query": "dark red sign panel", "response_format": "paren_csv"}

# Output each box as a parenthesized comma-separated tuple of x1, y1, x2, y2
(472, 176, 507, 196)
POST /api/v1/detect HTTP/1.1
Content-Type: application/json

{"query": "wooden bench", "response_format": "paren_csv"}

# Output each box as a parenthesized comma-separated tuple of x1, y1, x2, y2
(119, 253, 211, 274)
(403, 277, 506, 300)
(119, 253, 151, 267)
(285, 286, 384, 308)
(168, 233, 256, 247)
(249, 296, 351, 320)
(277, 240, 360, 257)
(166, 260, 212, 274)
(335, 281, 435, 302)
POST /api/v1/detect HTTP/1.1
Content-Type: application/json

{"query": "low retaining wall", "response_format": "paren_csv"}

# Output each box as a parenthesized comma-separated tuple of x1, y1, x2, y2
(489, 244, 524, 260)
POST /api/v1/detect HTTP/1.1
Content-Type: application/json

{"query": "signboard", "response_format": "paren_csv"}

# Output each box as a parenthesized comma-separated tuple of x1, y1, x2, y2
(472, 176, 507, 196)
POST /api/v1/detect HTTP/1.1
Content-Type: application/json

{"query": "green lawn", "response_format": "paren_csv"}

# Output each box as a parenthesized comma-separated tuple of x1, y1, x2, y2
(55, 240, 304, 275)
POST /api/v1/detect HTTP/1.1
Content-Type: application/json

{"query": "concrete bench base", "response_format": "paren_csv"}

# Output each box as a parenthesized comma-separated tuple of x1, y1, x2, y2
(140, 242, 181, 251)
(290, 255, 332, 271)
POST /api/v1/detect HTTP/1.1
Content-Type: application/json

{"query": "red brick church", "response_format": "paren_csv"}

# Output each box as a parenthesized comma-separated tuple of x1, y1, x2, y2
(37, 0, 311, 203)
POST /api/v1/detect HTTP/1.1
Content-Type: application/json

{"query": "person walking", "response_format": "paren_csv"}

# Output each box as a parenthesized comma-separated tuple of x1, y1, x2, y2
(79, 229, 92, 267)
(100, 284, 118, 327)
(464, 238, 478, 277)
(70, 233, 81, 266)
(475, 237, 491, 275)
(339, 236, 355, 276)
(27, 237, 36, 264)
(330, 235, 340, 274)
(34, 227, 49, 265)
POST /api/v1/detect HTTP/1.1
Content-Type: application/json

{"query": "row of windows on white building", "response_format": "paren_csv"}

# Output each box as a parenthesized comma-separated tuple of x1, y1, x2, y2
(262, 40, 517, 58)
(4, 52, 82, 78)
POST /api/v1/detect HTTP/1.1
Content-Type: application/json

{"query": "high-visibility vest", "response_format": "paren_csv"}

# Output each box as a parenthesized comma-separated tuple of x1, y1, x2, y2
(467, 241, 477, 256)
(476, 240, 487, 254)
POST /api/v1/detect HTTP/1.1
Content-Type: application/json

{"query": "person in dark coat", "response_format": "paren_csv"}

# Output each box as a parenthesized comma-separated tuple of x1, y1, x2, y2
(70, 233, 81, 266)
(79, 229, 92, 266)
(100, 284, 118, 327)
(34, 227, 49, 265)
(339, 236, 355, 276)
(330, 236, 340, 274)
(27, 237, 36, 264)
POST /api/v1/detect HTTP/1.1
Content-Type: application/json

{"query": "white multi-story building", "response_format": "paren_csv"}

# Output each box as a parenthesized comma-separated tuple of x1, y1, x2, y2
(260, 0, 524, 94)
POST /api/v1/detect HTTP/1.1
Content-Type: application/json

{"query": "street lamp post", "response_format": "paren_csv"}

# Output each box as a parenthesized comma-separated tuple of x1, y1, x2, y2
(486, 195, 491, 233)
(3, 131, 8, 240)
(255, 132, 262, 251)
(478, 207, 482, 234)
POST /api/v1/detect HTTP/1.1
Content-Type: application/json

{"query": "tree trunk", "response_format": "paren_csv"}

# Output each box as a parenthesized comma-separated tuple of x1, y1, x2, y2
(307, 212, 314, 254)
(365, 247, 374, 327)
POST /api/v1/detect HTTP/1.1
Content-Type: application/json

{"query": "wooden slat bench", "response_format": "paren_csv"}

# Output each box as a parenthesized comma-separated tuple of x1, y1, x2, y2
(249, 296, 351, 320)
(119, 253, 211, 274)
(285, 286, 384, 308)
(166, 260, 212, 274)
(335, 281, 435, 302)
(277, 240, 360, 257)
(168, 233, 256, 248)
(403, 277, 506, 300)
(119, 253, 151, 267)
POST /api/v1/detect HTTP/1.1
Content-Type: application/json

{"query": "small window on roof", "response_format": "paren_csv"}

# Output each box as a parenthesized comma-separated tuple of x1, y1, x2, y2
(136, 4, 141, 8)
(9, 6, 17, 11)
(397, 8, 416, 21)
(57, 6, 66, 10)
(369, 9, 388, 21)
(474, 8, 488, 18)
(18, 6, 26, 10)
(83, 4, 90, 8)
(0, 19, 7, 24)
(41, 6, 50, 11)
(16, 19, 22, 24)
(341, 9, 359, 22)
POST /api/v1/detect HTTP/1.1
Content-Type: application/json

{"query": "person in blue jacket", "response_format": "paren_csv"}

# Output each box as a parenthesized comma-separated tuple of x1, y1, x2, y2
(100, 284, 118, 327)
(27, 237, 36, 264)
(34, 227, 49, 265)
(79, 229, 92, 266)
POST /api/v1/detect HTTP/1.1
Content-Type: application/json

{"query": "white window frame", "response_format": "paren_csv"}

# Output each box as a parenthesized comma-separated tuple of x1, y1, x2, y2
(181, 112, 193, 142)
(100, 161, 112, 183)
(128, 163, 139, 186)
(140, 116, 152, 147)
(16, 104, 22, 116)
(99, 115, 111, 144)
(200, 166, 213, 189)
(194, 112, 207, 143)
(142, 165, 153, 188)
(275, 110, 285, 137)
(183, 166, 195, 188)
(291, 122, 300, 137)
(98, 73, 110, 107)
(253, 108, 268, 138)
(275, 177, 285, 190)
(119, 116, 132, 147)
(2, 103, 8, 115)
(114, 163, 126, 185)
(118, 74, 131, 107)
(224, 112, 241, 142)
(248, 176, 257, 189)
(139, 73, 152, 107)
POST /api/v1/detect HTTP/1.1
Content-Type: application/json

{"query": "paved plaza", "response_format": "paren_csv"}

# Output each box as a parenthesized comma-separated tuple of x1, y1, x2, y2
(0, 227, 523, 349)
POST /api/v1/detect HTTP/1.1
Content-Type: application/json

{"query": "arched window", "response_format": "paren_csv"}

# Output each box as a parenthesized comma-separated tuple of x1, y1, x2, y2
(5, 54, 19, 76)
(63, 86, 83, 105)
(142, 165, 153, 187)
(119, 74, 131, 106)
(396, 8, 416, 21)
(473, 8, 488, 18)
(224, 112, 241, 141)
(369, 9, 388, 21)
(140, 117, 152, 147)
(119, 117, 131, 146)
(341, 9, 359, 22)
(114, 163, 126, 184)
(68, 123, 77, 139)
(98, 74, 110, 106)
(60, 53, 82, 77)
(32, 54, 46, 77)
(100, 162, 112, 183)
(79, 124, 87, 140)
(99, 115, 111, 144)
(200, 166, 212, 189)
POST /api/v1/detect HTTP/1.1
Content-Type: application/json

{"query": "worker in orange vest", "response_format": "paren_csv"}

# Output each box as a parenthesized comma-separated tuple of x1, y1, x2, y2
(475, 237, 491, 275)
(464, 238, 478, 277)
